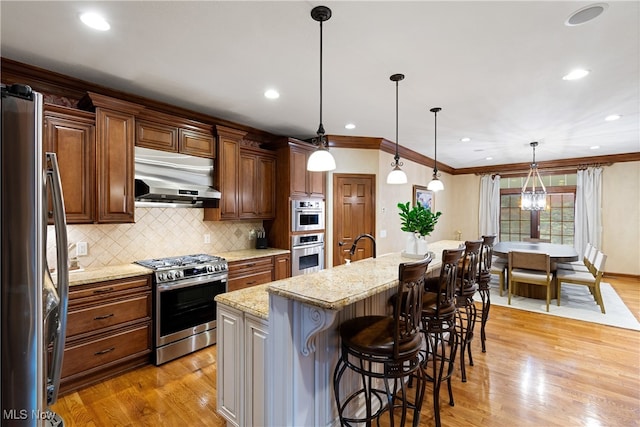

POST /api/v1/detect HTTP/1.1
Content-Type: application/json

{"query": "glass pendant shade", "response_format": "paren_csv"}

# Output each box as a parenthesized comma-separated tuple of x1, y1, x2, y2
(521, 141, 547, 211)
(427, 175, 444, 192)
(307, 145, 336, 172)
(387, 165, 407, 184)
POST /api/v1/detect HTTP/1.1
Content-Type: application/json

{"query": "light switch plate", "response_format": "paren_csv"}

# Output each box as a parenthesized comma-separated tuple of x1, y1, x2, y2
(76, 241, 88, 256)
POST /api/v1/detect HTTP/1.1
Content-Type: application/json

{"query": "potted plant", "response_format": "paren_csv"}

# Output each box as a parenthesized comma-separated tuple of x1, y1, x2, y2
(397, 202, 442, 254)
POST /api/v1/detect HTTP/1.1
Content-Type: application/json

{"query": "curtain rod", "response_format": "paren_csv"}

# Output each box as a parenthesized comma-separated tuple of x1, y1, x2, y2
(477, 163, 612, 177)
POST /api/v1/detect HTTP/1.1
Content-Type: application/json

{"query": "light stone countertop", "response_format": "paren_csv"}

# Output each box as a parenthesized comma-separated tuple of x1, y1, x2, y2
(218, 248, 290, 263)
(66, 263, 153, 286)
(65, 248, 288, 287)
(215, 240, 464, 319)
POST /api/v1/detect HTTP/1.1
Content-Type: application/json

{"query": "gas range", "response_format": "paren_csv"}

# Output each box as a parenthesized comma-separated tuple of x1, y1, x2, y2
(135, 253, 228, 284)
(134, 253, 228, 365)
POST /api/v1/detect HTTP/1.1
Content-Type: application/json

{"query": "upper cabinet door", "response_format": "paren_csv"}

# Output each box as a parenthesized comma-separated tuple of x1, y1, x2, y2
(179, 128, 216, 158)
(136, 119, 178, 152)
(290, 145, 325, 198)
(43, 106, 95, 223)
(95, 108, 135, 223)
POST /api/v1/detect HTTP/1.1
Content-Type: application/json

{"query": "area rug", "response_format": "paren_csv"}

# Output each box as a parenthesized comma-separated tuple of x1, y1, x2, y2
(484, 280, 640, 331)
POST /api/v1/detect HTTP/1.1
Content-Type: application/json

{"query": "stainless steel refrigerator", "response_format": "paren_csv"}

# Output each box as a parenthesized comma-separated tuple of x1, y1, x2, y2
(1, 84, 69, 426)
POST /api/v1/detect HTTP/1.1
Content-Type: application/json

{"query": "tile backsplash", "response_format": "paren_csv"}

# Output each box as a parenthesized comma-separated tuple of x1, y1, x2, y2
(47, 207, 263, 268)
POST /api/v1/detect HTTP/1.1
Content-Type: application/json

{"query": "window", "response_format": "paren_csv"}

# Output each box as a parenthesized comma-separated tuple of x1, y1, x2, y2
(499, 173, 576, 245)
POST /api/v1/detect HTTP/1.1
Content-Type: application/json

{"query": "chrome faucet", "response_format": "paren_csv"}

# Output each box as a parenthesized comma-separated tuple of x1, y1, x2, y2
(349, 233, 377, 259)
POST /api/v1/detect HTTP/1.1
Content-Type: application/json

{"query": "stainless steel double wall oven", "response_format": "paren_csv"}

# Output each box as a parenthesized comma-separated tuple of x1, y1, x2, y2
(291, 199, 326, 276)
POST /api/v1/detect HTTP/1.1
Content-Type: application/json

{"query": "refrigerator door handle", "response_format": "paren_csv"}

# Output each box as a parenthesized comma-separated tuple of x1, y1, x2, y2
(45, 152, 69, 405)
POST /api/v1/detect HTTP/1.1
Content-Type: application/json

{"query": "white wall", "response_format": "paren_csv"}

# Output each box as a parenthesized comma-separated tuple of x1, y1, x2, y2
(601, 161, 640, 276)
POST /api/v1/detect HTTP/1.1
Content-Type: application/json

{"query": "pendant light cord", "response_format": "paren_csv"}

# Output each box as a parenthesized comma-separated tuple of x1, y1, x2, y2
(317, 19, 325, 139)
(394, 78, 399, 162)
(430, 107, 441, 175)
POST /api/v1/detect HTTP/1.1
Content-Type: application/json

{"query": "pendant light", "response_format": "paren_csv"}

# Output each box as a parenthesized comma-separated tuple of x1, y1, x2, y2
(307, 6, 336, 172)
(521, 141, 547, 210)
(427, 107, 444, 192)
(386, 73, 407, 184)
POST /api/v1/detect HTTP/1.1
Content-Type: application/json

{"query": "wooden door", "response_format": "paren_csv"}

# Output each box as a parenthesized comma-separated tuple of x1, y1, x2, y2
(333, 174, 376, 266)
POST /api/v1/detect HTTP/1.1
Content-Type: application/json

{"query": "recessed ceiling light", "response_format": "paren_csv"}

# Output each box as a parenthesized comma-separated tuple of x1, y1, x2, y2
(590, 145, 600, 150)
(460, 137, 471, 142)
(562, 69, 590, 80)
(80, 12, 110, 31)
(605, 114, 621, 121)
(485, 156, 493, 161)
(344, 123, 356, 130)
(264, 89, 280, 99)
(565, 3, 608, 27)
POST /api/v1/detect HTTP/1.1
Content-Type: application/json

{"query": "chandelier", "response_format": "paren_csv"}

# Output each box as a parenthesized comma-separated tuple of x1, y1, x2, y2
(521, 141, 547, 210)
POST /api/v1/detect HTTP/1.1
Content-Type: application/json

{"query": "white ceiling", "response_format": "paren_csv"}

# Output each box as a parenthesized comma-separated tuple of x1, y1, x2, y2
(1, 1, 638, 169)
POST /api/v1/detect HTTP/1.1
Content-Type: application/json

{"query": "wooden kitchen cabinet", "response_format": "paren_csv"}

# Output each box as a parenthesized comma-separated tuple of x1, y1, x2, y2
(136, 111, 215, 159)
(204, 125, 275, 221)
(274, 253, 291, 280)
(79, 92, 143, 223)
(290, 143, 325, 198)
(239, 147, 276, 219)
(43, 104, 95, 223)
(60, 274, 152, 394)
(217, 304, 268, 427)
(227, 256, 274, 292)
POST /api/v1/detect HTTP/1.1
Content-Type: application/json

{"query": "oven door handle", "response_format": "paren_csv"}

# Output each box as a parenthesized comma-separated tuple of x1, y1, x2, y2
(292, 243, 324, 250)
(157, 274, 228, 292)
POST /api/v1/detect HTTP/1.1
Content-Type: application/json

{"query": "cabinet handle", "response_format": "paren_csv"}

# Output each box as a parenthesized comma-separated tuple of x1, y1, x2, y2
(246, 281, 257, 285)
(247, 263, 256, 267)
(93, 287, 114, 294)
(94, 347, 115, 356)
(94, 313, 114, 320)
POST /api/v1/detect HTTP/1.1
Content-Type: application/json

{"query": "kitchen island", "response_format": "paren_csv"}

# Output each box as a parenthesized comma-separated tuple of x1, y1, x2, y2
(215, 240, 463, 427)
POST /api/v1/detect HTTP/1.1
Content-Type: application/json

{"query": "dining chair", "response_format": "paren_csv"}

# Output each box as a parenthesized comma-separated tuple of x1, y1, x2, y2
(508, 251, 553, 312)
(557, 243, 594, 273)
(557, 250, 607, 313)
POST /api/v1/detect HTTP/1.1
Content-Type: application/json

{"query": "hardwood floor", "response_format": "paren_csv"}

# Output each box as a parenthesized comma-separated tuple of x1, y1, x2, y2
(51, 276, 640, 426)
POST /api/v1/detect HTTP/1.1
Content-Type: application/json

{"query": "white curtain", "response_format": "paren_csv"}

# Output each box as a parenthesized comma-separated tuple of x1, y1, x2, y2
(574, 167, 603, 254)
(479, 174, 501, 239)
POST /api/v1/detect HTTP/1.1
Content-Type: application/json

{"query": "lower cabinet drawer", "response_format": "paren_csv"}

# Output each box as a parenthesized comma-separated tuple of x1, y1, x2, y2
(228, 271, 273, 292)
(61, 323, 151, 378)
(66, 293, 151, 338)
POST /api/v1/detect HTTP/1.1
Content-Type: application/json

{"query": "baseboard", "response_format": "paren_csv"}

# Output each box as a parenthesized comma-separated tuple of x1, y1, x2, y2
(604, 272, 640, 280)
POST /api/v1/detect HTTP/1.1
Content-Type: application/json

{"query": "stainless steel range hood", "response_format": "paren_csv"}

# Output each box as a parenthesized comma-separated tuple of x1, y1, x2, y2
(134, 147, 220, 207)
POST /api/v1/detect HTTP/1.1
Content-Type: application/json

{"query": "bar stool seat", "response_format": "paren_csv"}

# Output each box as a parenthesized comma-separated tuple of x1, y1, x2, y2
(333, 256, 431, 427)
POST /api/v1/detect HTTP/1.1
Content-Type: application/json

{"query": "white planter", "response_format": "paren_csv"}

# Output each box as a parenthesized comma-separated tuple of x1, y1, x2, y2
(405, 233, 418, 254)
(417, 237, 429, 255)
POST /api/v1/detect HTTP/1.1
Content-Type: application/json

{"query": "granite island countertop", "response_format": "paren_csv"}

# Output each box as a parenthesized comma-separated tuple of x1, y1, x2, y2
(215, 240, 463, 320)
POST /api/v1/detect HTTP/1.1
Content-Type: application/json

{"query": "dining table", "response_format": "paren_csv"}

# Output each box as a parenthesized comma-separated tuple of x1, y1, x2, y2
(493, 241, 579, 299)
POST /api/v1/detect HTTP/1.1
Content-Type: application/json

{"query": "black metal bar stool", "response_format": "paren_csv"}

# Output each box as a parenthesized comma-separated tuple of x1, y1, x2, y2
(333, 256, 431, 427)
(420, 248, 464, 427)
(454, 239, 482, 383)
(477, 235, 496, 352)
